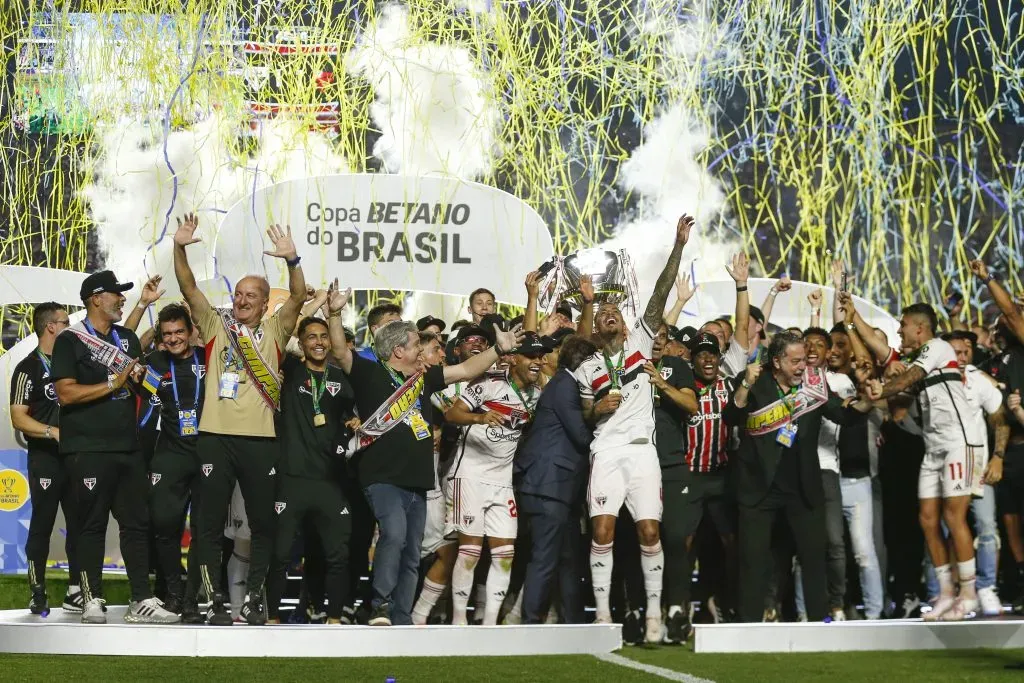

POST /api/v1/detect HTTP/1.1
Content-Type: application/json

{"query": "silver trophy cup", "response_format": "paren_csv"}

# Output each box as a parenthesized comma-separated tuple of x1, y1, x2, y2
(538, 248, 639, 317)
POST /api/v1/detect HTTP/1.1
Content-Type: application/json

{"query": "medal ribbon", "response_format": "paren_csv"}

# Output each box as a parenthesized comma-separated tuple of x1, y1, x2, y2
(603, 348, 625, 389)
(308, 368, 328, 417)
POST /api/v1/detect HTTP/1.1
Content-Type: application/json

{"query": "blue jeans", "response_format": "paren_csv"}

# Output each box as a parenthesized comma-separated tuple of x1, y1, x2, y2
(840, 477, 884, 619)
(923, 484, 998, 597)
(364, 483, 427, 625)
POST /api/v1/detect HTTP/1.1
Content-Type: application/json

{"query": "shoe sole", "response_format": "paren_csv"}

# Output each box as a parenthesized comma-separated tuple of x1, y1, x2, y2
(369, 618, 392, 626)
(208, 617, 234, 626)
(62, 605, 83, 614)
(82, 616, 107, 624)
(124, 616, 182, 624)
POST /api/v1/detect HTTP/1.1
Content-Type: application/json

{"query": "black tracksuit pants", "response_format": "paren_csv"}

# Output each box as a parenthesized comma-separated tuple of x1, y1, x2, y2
(194, 433, 278, 598)
(148, 439, 201, 601)
(67, 450, 151, 602)
(267, 475, 352, 620)
(26, 449, 81, 590)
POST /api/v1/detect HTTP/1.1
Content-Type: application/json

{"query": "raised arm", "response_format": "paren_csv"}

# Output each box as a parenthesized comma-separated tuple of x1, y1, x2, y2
(839, 292, 892, 366)
(264, 224, 306, 334)
(443, 324, 525, 385)
(524, 270, 541, 333)
(663, 273, 696, 328)
(971, 260, 1024, 343)
(576, 275, 595, 340)
(125, 275, 164, 332)
(760, 276, 792, 333)
(325, 279, 353, 373)
(726, 252, 751, 351)
(172, 213, 213, 320)
(831, 259, 846, 328)
(808, 288, 823, 329)
(643, 215, 693, 331)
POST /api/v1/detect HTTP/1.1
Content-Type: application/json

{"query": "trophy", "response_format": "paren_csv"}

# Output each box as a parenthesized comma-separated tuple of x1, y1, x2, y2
(537, 247, 640, 318)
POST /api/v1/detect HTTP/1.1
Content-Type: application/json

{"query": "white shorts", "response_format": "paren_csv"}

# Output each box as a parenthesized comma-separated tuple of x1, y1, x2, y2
(445, 478, 517, 540)
(588, 443, 662, 521)
(420, 485, 455, 557)
(918, 445, 978, 499)
(223, 485, 251, 542)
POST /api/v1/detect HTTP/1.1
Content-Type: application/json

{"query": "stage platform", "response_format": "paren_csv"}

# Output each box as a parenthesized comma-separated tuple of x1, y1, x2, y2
(0, 607, 622, 658)
(694, 616, 1024, 653)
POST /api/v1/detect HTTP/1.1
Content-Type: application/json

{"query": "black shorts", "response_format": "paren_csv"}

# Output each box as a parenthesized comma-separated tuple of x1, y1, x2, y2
(663, 468, 735, 540)
(997, 443, 1024, 517)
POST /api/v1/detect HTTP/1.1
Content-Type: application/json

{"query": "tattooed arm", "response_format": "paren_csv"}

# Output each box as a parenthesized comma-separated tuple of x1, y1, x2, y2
(643, 215, 694, 331)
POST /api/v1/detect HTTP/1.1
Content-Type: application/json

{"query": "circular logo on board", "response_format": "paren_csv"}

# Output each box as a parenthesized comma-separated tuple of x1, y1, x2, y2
(0, 468, 30, 512)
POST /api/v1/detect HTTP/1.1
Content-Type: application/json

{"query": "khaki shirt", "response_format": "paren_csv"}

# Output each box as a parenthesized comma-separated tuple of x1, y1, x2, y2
(196, 306, 288, 438)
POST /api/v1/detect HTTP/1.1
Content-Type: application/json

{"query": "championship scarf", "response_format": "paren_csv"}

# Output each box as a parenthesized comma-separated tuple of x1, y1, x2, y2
(64, 324, 161, 394)
(347, 370, 426, 458)
(217, 309, 282, 411)
(744, 367, 830, 436)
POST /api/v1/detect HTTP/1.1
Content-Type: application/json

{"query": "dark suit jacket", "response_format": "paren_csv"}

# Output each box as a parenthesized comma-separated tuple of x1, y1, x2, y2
(514, 369, 593, 504)
(724, 370, 852, 508)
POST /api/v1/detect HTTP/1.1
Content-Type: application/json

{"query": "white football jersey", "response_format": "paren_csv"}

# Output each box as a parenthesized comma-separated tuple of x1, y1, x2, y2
(449, 370, 540, 486)
(962, 365, 1003, 453)
(818, 371, 856, 473)
(911, 338, 972, 452)
(574, 317, 656, 454)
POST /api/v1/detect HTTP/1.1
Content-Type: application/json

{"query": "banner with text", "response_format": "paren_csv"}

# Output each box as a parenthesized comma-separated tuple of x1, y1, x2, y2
(213, 174, 555, 305)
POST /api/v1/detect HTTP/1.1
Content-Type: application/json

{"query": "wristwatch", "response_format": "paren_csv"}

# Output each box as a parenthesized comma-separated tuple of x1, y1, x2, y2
(741, 378, 752, 389)
(44, 425, 52, 439)
(846, 323, 856, 331)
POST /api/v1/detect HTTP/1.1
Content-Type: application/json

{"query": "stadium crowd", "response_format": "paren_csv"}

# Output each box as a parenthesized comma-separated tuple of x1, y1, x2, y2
(10, 212, 1024, 644)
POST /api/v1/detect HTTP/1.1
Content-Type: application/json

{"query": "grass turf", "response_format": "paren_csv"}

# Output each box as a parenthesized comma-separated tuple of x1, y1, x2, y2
(3, 574, 1024, 682)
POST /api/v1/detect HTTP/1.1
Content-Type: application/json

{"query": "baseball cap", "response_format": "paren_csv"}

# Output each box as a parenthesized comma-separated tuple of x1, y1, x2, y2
(541, 327, 574, 349)
(455, 324, 492, 346)
(672, 326, 698, 346)
(555, 302, 575, 323)
(342, 326, 356, 343)
(748, 306, 767, 339)
(690, 332, 722, 356)
(416, 315, 446, 333)
(80, 270, 134, 301)
(514, 332, 550, 356)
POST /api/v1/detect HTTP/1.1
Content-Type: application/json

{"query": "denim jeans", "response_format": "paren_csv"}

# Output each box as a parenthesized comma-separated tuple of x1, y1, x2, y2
(840, 476, 884, 619)
(923, 484, 998, 597)
(364, 483, 427, 625)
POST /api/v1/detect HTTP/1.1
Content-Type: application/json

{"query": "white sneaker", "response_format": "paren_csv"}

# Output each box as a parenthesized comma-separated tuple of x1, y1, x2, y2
(645, 615, 663, 644)
(977, 587, 1003, 616)
(82, 597, 107, 624)
(593, 612, 613, 624)
(125, 597, 181, 624)
(923, 595, 955, 622)
(830, 608, 847, 622)
(939, 596, 978, 621)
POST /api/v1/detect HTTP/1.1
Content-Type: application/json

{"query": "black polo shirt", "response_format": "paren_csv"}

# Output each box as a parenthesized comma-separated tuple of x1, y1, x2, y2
(51, 324, 143, 453)
(279, 354, 355, 480)
(145, 346, 207, 454)
(654, 355, 696, 469)
(10, 349, 60, 454)
(346, 354, 446, 491)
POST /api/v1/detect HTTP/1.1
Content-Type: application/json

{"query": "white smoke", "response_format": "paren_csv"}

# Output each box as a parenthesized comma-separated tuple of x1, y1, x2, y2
(347, 3, 501, 320)
(346, 4, 500, 179)
(601, 3, 739, 311)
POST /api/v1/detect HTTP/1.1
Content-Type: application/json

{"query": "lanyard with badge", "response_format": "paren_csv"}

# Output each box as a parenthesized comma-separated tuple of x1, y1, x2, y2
(383, 361, 430, 440)
(603, 348, 626, 395)
(508, 375, 536, 421)
(219, 346, 246, 399)
(308, 369, 328, 427)
(171, 350, 201, 436)
(774, 380, 800, 447)
(83, 319, 126, 396)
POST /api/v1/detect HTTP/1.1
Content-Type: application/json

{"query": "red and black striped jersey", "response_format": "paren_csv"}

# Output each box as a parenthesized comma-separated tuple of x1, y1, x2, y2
(686, 376, 737, 473)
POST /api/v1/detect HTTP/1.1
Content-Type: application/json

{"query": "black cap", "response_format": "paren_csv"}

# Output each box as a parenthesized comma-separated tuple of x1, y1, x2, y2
(80, 270, 134, 301)
(342, 326, 355, 342)
(508, 314, 525, 329)
(541, 327, 574, 349)
(690, 332, 722, 356)
(555, 302, 574, 323)
(416, 315, 446, 333)
(455, 324, 492, 346)
(672, 326, 698, 345)
(514, 331, 550, 356)
(480, 313, 507, 342)
(748, 306, 767, 339)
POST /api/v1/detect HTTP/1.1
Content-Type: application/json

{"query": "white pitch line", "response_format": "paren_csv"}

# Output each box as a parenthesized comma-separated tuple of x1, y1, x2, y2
(594, 652, 718, 683)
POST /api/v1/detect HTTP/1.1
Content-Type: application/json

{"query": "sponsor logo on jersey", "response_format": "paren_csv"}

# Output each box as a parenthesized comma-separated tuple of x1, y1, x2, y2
(340, 507, 350, 515)
(275, 502, 287, 514)
(202, 464, 213, 477)
(150, 473, 161, 485)
(39, 477, 51, 490)
(83, 477, 96, 491)
(269, 467, 276, 476)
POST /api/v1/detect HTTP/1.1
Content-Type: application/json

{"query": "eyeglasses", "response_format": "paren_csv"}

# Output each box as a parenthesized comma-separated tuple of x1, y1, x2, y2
(50, 318, 71, 327)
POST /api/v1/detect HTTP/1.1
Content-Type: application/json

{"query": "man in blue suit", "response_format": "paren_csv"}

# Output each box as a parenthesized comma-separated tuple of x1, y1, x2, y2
(514, 334, 598, 623)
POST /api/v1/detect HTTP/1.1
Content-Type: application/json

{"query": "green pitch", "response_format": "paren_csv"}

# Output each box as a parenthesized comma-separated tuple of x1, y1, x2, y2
(2, 573, 1022, 682)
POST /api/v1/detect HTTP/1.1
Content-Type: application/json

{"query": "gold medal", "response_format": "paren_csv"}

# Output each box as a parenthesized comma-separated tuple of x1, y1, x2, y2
(313, 413, 326, 427)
